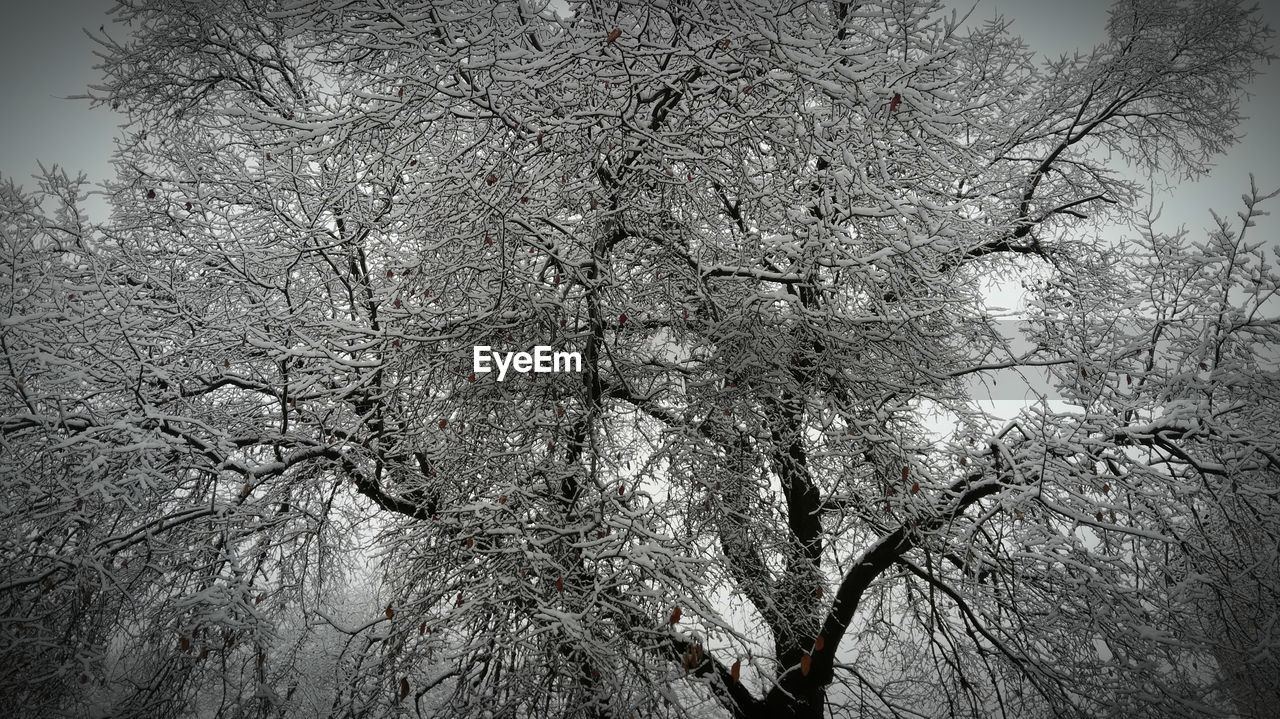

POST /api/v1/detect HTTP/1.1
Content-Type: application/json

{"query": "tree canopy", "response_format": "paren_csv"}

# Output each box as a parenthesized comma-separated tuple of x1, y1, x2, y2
(2, 1, 1278, 717)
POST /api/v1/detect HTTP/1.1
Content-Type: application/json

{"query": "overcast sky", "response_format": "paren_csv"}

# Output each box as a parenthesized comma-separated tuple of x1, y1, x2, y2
(1, 0, 1277, 238)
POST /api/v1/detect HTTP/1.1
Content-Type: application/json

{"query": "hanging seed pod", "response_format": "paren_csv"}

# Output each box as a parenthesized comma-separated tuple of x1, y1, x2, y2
(730, 659, 741, 683)
(800, 654, 812, 675)
(385, 605, 394, 620)
(669, 606, 682, 624)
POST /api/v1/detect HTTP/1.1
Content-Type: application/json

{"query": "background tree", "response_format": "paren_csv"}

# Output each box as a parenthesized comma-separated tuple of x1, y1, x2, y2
(2, 0, 1277, 717)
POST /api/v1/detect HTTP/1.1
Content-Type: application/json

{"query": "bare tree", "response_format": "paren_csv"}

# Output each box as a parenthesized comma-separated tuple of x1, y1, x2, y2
(2, 0, 1277, 717)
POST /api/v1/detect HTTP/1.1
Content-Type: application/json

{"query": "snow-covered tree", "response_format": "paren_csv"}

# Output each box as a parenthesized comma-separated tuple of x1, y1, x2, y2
(2, 0, 1277, 717)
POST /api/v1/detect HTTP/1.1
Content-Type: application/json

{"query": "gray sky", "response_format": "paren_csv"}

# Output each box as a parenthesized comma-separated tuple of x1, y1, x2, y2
(978, 0, 1280, 240)
(0, 0, 118, 193)
(1, 0, 1277, 238)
